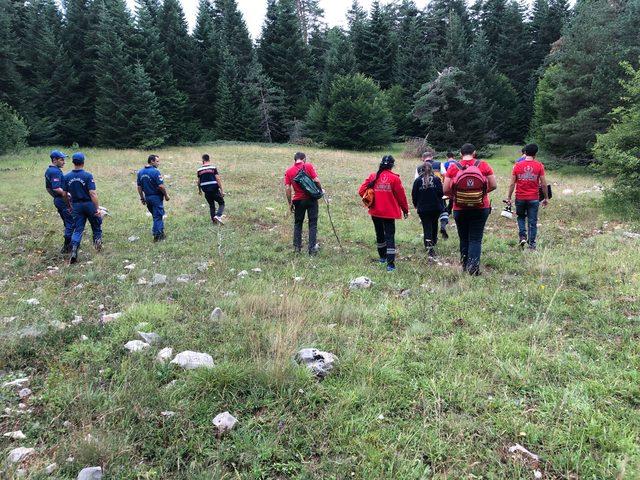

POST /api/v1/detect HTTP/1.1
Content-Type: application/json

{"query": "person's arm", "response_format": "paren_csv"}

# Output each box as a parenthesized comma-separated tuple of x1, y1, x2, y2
(137, 185, 146, 204)
(89, 190, 100, 215)
(215, 174, 224, 196)
(505, 174, 517, 203)
(285, 184, 293, 211)
(411, 179, 418, 208)
(486, 174, 497, 193)
(540, 174, 549, 206)
(443, 176, 453, 197)
(393, 178, 410, 217)
(313, 177, 322, 192)
(358, 176, 372, 197)
(158, 184, 169, 201)
(197, 174, 202, 195)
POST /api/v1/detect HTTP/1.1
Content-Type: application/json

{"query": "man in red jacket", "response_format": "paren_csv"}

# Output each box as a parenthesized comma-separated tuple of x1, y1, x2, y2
(284, 152, 323, 255)
(358, 155, 409, 272)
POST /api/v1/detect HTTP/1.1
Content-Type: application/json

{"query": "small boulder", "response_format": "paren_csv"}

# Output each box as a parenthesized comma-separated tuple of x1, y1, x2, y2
(160, 411, 176, 417)
(156, 347, 173, 363)
(101, 312, 122, 324)
(124, 263, 136, 271)
(77, 466, 103, 480)
(170, 351, 214, 370)
(237, 270, 249, 278)
(176, 274, 194, 283)
(19, 326, 44, 339)
(18, 388, 32, 399)
(72, 315, 84, 325)
(623, 231, 640, 240)
(212, 411, 238, 433)
(124, 340, 150, 353)
(45, 463, 58, 475)
(151, 273, 167, 285)
(137, 331, 161, 345)
(295, 348, 338, 379)
(127, 236, 140, 242)
(349, 277, 373, 290)
(7, 447, 35, 463)
(210, 307, 223, 320)
(3, 430, 26, 440)
(50, 320, 68, 331)
(25, 298, 40, 306)
(251, 268, 262, 273)
(562, 188, 574, 195)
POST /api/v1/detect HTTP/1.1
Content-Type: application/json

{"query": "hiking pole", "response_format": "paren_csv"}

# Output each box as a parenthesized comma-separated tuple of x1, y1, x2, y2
(323, 196, 343, 252)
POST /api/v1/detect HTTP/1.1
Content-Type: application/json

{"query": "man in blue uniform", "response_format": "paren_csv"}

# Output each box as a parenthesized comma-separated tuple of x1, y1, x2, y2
(197, 154, 225, 225)
(65, 153, 103, 264)
(137, 154, 170, 241)
(45, 150, 73, 253)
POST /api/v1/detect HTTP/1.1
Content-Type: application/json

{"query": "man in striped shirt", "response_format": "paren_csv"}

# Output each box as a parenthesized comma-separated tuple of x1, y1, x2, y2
(197, 154, 225, 225)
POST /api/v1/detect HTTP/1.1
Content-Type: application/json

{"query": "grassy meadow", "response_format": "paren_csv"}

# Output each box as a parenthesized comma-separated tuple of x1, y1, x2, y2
(0, 143, 639, 479)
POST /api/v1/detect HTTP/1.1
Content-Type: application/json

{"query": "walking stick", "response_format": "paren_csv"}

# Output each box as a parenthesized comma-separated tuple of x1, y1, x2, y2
(323, 196, 343, 252)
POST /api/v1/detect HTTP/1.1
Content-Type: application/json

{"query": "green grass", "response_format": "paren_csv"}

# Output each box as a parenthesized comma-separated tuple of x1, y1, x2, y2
(0, 143, 639, 479)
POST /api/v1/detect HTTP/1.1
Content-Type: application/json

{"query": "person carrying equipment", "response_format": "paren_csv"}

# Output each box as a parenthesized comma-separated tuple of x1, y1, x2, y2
(412, 162, 447, 258)
(137, 154, 169, 242)
(443, 143, 497, 275)
(45, 150, 74, 253)
(197, 154, 225, 225)
(284, 152, 323, 255)
(358, 155, 409, 272)
(505, 143, 549, 250)
(65, 153, 103, 264)
(414, 150, 445, 180)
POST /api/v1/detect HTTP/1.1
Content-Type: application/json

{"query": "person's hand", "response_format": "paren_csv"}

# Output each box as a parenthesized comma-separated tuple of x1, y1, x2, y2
(542, 199, 549, 207)
(220, 191, 225, 197)
(165, 194, 170, 201)
(504, 198, 512, 205)
(403, 212, 409, 219)
(289, 203, 294, 213)
(95, 208, 103, 218)
(198, 189, 202, 195)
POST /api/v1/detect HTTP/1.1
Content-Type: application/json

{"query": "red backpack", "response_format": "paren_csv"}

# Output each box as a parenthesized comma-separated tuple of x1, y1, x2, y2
(452, 160, 487, 208)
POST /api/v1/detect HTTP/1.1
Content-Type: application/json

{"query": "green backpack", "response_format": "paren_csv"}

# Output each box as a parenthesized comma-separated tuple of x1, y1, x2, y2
(294, 165, 323, 200)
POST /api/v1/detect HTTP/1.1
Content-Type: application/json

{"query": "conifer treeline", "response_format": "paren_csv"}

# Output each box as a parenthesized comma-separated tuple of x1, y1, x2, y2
(1, 0, 572, 151)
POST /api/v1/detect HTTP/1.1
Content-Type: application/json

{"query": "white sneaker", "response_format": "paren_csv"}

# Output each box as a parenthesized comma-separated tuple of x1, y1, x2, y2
(214, 216, 225, 225)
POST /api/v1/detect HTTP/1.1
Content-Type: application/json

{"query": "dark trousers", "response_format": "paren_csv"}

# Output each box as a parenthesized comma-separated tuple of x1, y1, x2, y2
(71, 201, 102, 247)
(453, 208, 491, 274)
(204, 190, 225, 221)
(515, 199, 540, 247)
(54, 197, 74, 239)
(418, 211, 440, 248)
(146, 195, 164, 235)
(293, 199, 318, 252)
(372, 216, 396, 265)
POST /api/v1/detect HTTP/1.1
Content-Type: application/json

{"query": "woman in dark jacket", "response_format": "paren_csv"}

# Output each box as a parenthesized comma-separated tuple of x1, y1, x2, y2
(412, 162, 446, 257)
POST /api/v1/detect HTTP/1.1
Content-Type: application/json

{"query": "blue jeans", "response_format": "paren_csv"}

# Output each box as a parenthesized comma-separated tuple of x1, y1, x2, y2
(146, 195, 165, 235)
(453, 208, 491, 274)
(515, 200, 540, 247)
(54, 197, 74, 239)
(71, 201, 102, 247)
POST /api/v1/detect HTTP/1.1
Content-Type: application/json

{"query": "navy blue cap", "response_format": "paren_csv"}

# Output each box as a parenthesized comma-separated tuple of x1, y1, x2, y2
(50, 150, 68, 160)
(72, 152, 85, 164)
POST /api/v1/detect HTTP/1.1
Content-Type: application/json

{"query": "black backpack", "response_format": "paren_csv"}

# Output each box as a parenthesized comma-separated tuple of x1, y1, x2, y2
(294, 165, 323, 200)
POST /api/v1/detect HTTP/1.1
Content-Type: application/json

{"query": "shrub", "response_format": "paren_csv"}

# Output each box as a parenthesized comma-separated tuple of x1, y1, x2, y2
(0, 102, 28, 155)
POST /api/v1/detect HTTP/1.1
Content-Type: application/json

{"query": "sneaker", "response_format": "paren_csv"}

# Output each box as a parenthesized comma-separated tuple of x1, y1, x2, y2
(378, 257, 387, 264)
(428, 248, 436, 259)
(519, 238, 527, 250)
(386, 264, 396, 272)
(69, 245, 79, 265)
(440, 227, 449, 240)
(214, 215, 225, 225)
(93, 239, 102, 251)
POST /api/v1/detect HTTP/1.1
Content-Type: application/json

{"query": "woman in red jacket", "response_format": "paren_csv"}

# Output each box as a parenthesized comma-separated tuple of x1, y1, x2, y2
(358, 155, 409, 272)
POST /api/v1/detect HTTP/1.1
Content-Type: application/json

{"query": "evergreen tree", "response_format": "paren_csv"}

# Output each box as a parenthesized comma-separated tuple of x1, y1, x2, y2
(0, 101, 28, 155)
(246, 59, 287, 142)
(325, 74, 395, 150)
(412, 67, 488, 150)
(358, 1, 396, 89)
(127, 62, 166, 149)
(425, 0, 471, 52)
(213, 0, 254, 69)
(347, 0, 368, 73)
(136, 0, 191, 144)
(293, 0, 325, 44)
(0, 0, 22, 110)
(442, 11, 469, 68)
(258, 0, 311, 119)
(532, 0, 640, 159)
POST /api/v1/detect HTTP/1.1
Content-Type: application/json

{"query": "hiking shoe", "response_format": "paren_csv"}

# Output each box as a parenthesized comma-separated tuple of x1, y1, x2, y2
(428, 248, 436, 259)
(93, 239, 102, 251)
(519, 238, 527, 250)
(378, 257, 387, 264)
(214, 216, 225, 225)
(386, 264, 396, 272)
(60, 238, 72, 254)
(440, 227, 449, 240)
(69, 245, 79, 265)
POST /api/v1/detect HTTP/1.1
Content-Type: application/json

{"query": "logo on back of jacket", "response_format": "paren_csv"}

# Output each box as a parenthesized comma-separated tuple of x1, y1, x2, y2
(517, 165, 538, 181)
(466, 179, 476, 187)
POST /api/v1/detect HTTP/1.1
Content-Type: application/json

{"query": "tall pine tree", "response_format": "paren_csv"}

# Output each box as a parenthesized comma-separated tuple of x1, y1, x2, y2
(358, 1, 396, 89)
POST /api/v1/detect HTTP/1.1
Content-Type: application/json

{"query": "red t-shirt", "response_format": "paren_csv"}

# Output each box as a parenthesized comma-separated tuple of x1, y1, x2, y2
(512, 159, 545, 201)
(284, 162, 318, 201)
(446, 159, 494, 210)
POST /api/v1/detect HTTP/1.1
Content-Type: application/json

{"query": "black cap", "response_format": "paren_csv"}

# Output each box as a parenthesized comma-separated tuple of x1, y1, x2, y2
(380, 155, 395, 168)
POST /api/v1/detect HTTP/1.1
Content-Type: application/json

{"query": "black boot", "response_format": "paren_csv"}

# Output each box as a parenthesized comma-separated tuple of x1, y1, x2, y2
(93, 238, 102, 251)
(60, 237, 72, 254)
(69, 245, 79, 264)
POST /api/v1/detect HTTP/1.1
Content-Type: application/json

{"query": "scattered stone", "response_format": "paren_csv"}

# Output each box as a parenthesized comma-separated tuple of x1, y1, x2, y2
(7, 447, 35, 464)
(77, 466, 103, 480)
(116, 274, 127, 282)
(124, 340, 150, 352)
(562, 188, 574, 195)
(2, 377, 29, 388)
(176, 274, 194, 283)
(18, 403, 27, 410)
(50, 320, 68, 331)
(15, 469, 26, 477)
(623, 231, 640, 240)
(349, 277, 373, 290)
(295, 348, 338, 379)
(251, 268, 262, 273)
(19, 326, 44, 339)
(72, 315, 84, 325)
(80, 335, 89, 342)
(210, 307, 223, 320)
(124, 263, 136, 271)
(18, 388, 32, 399)
(170, 351, 214, 370)
(161, 411, 176, 417)
(127, 236, 140, 242)
(25, 298, 40, 305)
(101, 312, 123, 324)
(196, 262, 209, 272)
(398, 289, 411, 298)
(137, 331, 160, 345)
(137, 278, 148, 285)
(151, 273, 167, 285)
(63, 421, 72, 428)
(45, 463, 58, 475)
(534, 471, 542, 479)
(156, 347, 173, 363)
(66, 456, 74, 463)
(377, 414, 385, 420)
(3, 430, 26, 440)
(212, 411, 238, 433)
(293, 276, 304, 282)
(237, 270, 249, 278)
(508, 443, 539, 462)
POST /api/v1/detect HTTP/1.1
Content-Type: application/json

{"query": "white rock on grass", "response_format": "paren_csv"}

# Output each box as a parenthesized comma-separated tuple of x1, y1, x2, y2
(18, 388, 32, 399)
(124, 263, 136, 271)
(45, 463, 58, 474)
(3, 430, 27, 440)
(623, 231, 640, 240)
(72, 315, 84, 325)
(128, 236, 140, 242)
(251, 268, 262, 273)
(176, 274, 194, 283)
(151, 273, 167, 285)
(80, 335, 89, 342)
(212, 411, 238, 433)
(50, 320, 68, 331)
(170, 351, 214, 370)
(562, 188, 574, 195)
(124, 340, 150, 353)
(156, 347, 173, 363)
(295, 348, 338, 379)
(101, 312, 122, 324)
(19, 326, 44, 339)
(161, 411, 176, 417)
(2, 377, 29, 388)
(7, 447, 35, 463)
(25, 298, 40, 306)
(210, 307, 223, 320)
(349, 277, 373, 290)
(237, 270, 249, 278)
(137, 332, 161, 345)
(77, 466, 103, 480)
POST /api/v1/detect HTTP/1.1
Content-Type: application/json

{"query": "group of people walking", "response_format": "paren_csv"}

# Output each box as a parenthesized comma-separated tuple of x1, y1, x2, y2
(45, 143, 549, 273)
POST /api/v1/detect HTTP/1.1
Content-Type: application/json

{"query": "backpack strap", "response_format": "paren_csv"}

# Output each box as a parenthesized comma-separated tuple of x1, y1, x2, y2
(474, 159, 481, 167)
(454, 161, 464, 170)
